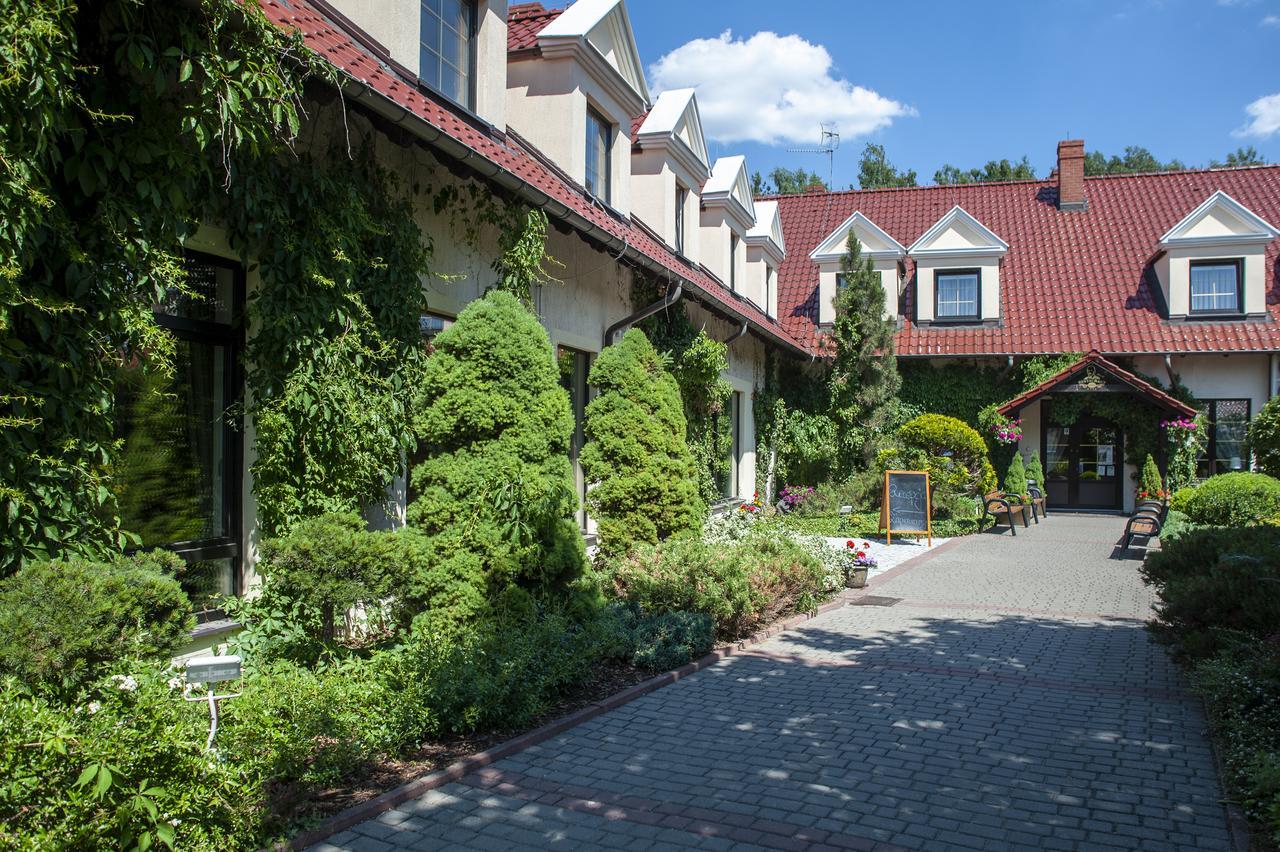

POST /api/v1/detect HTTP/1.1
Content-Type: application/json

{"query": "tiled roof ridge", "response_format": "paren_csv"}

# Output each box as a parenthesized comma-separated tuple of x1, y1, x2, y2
(509, 2, 552, 19)
(761, 162, 1280, 202)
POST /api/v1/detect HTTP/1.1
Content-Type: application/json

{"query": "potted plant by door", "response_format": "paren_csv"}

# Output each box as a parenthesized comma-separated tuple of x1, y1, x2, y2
(843, 540, 878, 588)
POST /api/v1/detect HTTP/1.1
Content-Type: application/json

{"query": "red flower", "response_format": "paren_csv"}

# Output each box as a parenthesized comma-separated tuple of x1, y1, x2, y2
(846, 540, 855, 549)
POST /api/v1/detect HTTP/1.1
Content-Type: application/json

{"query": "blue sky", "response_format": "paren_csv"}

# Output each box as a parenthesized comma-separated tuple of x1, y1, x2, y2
(625, 0, 1280, 188)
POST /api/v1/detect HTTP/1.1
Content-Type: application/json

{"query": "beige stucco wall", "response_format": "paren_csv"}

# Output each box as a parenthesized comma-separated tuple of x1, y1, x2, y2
(914, 258, 1000, 323)
(1132, 353, 1271, 421)
(506, 56, 633, 215)
(699, 211, 741, 288)
(742, 246, 776, 314)
(630, 148, 702, 260)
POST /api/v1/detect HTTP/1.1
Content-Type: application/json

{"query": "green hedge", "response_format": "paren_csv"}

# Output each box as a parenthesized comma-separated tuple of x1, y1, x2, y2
(1174, 473, 1280, 527)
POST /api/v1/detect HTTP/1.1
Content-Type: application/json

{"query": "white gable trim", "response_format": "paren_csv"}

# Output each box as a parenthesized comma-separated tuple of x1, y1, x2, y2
(809, 211, 906, 262)
(703, 155, 756, 232)
(1158, 190, 1280, 248)
(908, 205, 1009, 259)
(538, 0, 650, 115)
(636, 88, 711, 184)
(745, 200, 786, 264)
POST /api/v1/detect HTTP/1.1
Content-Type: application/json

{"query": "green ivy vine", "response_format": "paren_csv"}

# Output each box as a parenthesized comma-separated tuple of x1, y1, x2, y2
(0, 0, 333, 572)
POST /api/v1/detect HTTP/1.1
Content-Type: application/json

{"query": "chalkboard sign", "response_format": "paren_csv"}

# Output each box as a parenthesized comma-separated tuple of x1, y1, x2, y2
(879, 470, 932, 545)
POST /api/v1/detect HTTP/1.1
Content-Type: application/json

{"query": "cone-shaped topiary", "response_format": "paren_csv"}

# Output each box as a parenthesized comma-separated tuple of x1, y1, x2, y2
(1025, 451, 1046, 490)
(408, 291, 584, 619)
(1004, 452, 1029, 500)
(1140, 453, 1164, 498)
(581, 328, 706, 555)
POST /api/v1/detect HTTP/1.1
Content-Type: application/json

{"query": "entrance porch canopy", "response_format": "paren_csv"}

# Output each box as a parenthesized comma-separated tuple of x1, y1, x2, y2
(997, 350, 1198, 418)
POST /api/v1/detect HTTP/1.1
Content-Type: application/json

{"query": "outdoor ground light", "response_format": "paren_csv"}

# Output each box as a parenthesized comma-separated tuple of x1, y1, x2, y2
(183, 655, 242, 753)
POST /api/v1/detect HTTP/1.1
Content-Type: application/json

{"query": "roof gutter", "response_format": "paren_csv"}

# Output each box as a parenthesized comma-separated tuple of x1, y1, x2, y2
(338, 82, 810, 358)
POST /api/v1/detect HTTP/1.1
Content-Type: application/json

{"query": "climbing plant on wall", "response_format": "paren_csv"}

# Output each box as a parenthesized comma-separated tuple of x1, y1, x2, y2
(0, 0, 341, 573)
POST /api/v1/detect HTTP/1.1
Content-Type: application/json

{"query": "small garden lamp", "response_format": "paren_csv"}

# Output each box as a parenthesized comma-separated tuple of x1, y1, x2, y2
(183, 655, 242, 754)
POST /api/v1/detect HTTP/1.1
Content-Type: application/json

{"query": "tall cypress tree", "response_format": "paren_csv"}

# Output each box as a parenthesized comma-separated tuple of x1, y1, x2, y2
(829, 233, 902, 474)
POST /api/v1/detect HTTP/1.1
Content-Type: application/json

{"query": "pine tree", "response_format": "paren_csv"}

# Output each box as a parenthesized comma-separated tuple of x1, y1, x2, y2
(829, 233, 901, 475)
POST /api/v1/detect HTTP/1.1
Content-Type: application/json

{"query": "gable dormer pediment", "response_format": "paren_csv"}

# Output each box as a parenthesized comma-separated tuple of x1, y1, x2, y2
(538, 0, 650, 115)
(703, 155, 755, 231)
(636, 88, 710, 182)
(809, 211, 905, 262)
(1159, 190, 1279, 248)
(909, 206, 1008, 259)
(745, 200, 786, 263)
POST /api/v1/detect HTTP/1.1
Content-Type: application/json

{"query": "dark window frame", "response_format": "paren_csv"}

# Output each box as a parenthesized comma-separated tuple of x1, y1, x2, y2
(933, 268, 982, 322)
(585, 105, 613, 203)
(1198, 398, 1251, 477)
(729, 233, 739, 291)
(674, 185, 687, 255)
(419, 0, 478, 111)
(124, 250, 245, 612)
(1188, 258, 1244, 318)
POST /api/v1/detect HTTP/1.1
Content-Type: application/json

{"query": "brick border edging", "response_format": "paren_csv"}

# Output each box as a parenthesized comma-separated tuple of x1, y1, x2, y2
(287, 537, 962, 849)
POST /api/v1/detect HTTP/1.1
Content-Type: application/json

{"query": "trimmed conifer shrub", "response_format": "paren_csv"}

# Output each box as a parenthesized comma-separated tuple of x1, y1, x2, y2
(1140, 453, 1164, 498)
(581, 328, 705, 554)
(1004, 453, 1029, 499)
(407, 292, 584, 618)
(1025, 451, 1046, 489)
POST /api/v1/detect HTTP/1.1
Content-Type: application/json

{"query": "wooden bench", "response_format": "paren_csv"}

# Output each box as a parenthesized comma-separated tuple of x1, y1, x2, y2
(982, 490, 1031, 535)
(1121, 500, 1168, 555)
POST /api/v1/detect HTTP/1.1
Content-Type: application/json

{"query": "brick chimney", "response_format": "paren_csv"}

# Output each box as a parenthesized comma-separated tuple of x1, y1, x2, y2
(1056, 139, 1087, 211)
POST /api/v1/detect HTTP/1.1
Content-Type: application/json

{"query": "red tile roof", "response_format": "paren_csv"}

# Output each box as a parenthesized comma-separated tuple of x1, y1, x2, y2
(771, 168, 1280, 356)
(630, 110, 650, 140)
(997, 351, 1197, 417)
(508, 2, 562, 52)
(255, 0, 808, 355)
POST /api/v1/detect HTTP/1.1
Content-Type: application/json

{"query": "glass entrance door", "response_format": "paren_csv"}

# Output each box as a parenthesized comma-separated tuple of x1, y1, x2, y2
(1041, 413, 1124, 510)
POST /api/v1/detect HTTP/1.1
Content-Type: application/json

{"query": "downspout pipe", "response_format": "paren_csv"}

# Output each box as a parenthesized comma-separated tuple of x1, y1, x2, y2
(603, 284, 683, 349)
(722, 320, 748, 345)
(1163, 355, 1177, 389)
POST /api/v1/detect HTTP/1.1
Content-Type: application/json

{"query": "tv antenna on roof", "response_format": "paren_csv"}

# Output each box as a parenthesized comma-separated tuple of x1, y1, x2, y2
(787, 123, 840, 190)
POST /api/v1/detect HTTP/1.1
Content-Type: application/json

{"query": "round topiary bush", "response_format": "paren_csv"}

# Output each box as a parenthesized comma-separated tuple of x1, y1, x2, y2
(1248, 395, 1280, 479)
(896, 413, 997, 496)
(408, 291, 585, 617)
(0, 551, 193, 697)
(581, 328, 705, 555)
(1177, 472, 1280, 527)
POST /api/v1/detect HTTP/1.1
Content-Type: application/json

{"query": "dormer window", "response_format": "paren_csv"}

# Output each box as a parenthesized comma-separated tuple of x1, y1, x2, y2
(585, 106, 612, 203)
(935, 270, 981, 320)
(1188, 260, 1242, 316)
(420, 0, 476, 109)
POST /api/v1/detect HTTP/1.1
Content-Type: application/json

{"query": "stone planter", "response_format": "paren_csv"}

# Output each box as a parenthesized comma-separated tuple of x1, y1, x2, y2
(845, 566, 869, 589)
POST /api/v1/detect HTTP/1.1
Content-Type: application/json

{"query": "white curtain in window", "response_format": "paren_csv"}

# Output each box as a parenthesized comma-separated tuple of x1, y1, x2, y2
(936, 273, 978, 318)
(1189, 263, 1238, 313)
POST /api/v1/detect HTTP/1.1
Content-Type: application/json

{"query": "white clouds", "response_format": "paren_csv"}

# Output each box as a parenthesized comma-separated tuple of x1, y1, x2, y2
(1262, 13, 1280, 26)
(648, 30, 914, 146)
(1235, 93, 1280, 138)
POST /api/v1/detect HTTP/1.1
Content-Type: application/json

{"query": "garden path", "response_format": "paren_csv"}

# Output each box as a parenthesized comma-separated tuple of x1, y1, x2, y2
(312, 515, 1235, 851)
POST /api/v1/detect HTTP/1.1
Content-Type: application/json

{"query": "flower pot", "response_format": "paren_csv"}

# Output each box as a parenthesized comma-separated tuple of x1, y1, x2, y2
(845, 566, 869, 589)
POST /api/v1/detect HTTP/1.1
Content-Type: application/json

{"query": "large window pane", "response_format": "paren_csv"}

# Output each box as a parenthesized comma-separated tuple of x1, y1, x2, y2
(1189, 262, 1239, 313)
(585, 107, 611, 202)
(116, 338, 227, 546)
(157, 261, 234, 324)
(420, 0, 474, 109)
(1197, 398, 1251, 477)
(936, 271, 979, 318)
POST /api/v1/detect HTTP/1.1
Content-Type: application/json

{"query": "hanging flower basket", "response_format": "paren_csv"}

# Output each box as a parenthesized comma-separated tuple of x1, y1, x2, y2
(988, 416, 1023, 445)
(1161, 417, 1198, 443)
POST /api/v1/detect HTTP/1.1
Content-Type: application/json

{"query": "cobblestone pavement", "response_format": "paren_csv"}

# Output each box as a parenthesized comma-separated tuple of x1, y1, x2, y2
(313, 515, 1233, 851)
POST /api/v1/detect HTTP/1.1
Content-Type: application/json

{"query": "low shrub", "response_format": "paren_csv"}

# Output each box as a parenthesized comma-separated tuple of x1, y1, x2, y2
(1025, 452, 1046, 490)
(895, 413, 998, 497)
(1003, 453, 1028, 500)
(1157, 509, 1196, 544)
(776, 511, 977, 539)
(0, 552, 193, 698)
(1191, 643, 1280, 843)
(790, 470, 882, 517)
(1176, 472, 1280, 527)
(257, 512, 415, 643)
(629, 611, 714, 671)
(1141, 526, 1280, 659)
(606, 530, 827, 640)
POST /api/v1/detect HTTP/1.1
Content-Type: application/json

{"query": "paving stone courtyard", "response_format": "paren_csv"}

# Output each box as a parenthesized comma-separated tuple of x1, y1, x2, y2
(312, 515, 1234, 851)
